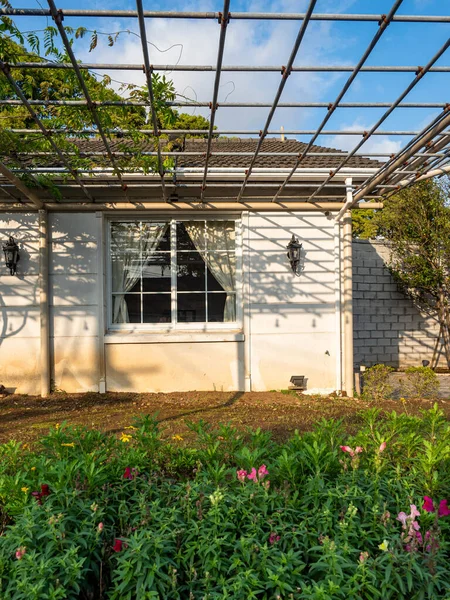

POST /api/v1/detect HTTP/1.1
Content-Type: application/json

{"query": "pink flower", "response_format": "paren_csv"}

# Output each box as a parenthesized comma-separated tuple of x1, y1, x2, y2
(410, 505, 420, 519)
(416, 531, 423, 544)
(15, 547, 26, 560)
(262, 480, 270, 490)
(340, 445, 354, 457)
(269, 532, 280, 545)
(247, 468, 258, 482)
(97, 522, 104, 532)
(236, 469, 247, 482)
(355, 446, 363, 454)
(397, 512, 408, 527)
(258, 465, 269, 480)
(359, 551, 369, 563)
(422, 496, 435, 513)
(438, 499, 450, 517)
(113, 539, 123, 552)
(378, 442, 387, 453)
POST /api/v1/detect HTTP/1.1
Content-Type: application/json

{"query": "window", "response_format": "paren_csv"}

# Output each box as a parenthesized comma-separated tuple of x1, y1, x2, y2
(109, 219, 240, 329)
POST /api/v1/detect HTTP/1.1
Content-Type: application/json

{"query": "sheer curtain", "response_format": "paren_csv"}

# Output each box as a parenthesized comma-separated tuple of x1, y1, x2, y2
(185, 221, 236, 321)
(112, 222, 168, 323)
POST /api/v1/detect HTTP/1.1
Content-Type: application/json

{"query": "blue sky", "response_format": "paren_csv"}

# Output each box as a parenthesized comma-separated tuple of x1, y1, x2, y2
(9, 0, 450, 155)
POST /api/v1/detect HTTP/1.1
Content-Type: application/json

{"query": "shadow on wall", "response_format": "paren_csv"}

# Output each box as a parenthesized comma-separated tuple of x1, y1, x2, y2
(353, 240, 445, 369)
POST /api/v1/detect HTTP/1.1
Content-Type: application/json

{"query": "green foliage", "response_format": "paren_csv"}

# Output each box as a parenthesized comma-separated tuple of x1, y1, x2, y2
(352, 207, 381, 239)
(1, 410, 450, 599)
(400, 367, 440, 399)
(362, 364, 395, 402)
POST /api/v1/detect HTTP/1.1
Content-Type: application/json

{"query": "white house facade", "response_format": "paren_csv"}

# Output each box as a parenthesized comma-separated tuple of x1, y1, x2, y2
(0, 139, 381, 396)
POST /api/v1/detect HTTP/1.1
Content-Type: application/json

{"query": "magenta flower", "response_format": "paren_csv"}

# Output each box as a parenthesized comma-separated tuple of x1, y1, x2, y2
(123, 467, 133, 480)
(113, 539, 123, 552)
(269, 532, 280, 545)
(340, 445, 354, 457)
(247, 468, 258, 482)
(236, 469, 247, 482)
(378, 442, 387, 453)
(422, 496, 435, 513)
(15, 547, 26, 560)
(258, 465, 269, 480)
(438, 499, 450, 517)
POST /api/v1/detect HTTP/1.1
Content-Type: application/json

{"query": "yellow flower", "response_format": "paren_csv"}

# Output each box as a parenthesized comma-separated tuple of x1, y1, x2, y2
(22, 444, 29, 450)
(378, 540, 389, 552)
(31, 467, 36, 471)
(61, 442, 75, 448)
(21, 487, 29, 493)
(120, 433, 132, 443)
(55, 423, 60, 430)
(172, 435, 184, 442)
(124, 426, 137, 430)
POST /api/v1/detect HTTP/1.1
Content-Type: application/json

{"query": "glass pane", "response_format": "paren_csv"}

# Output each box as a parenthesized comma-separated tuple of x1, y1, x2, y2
(112, 294, 141, 323)
(143, 294, 171, 323)
(206, 221, 236, 251)
(177, 293, 206, 322)
(142, 222, 171, 252)
(111, 254, 141, 292)
(206, 253, 236, 292)
(208, 293, 236, 322)
(177, 252, 205, 291)
(177, 221, 205, 251)
(110, 222, 141, 253)
(143, 252, 171, 292)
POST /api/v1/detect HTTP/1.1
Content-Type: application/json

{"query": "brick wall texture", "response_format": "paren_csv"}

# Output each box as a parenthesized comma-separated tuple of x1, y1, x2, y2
(352, 240, 445, 368)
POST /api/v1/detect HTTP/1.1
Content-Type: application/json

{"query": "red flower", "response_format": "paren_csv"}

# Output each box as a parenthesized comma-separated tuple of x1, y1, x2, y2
(123, 467, 132, 480)
(40, 484, 50, 497)
(438, 499, 450, 517)
(269, 532, 281, 545)
(422, 496, 434, 513)
(113, 539, 123, 552)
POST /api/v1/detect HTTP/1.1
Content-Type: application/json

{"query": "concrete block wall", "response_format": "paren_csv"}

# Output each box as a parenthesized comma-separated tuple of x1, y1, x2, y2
(353, 240, 442, 368)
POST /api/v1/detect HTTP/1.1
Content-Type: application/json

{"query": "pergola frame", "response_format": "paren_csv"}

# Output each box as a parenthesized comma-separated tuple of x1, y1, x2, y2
(0, 0, 449, 213)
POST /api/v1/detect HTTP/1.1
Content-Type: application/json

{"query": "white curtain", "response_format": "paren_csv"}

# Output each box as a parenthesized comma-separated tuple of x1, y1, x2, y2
(112, 222, 168, 323)
(185, 221, 236, 322)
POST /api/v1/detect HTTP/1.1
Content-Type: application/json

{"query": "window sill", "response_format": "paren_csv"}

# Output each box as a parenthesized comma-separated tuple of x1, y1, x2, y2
(104, 330, 244, 344)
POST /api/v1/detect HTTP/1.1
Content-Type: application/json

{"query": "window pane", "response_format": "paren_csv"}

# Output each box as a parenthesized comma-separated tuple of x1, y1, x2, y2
(110, 222, 141, 253)
(143, 294, 171, 323)
(143, 252, 171, 292)
(112, 294, 141, 323)
(208, 293, 236, 322)
(206, 253, 236, 292)
(111, 254, 141, 293)
(177, 252, 206, 291)
(177, 221, 204, 251)
(206, 221, 236, 251)
(177, 293, 206, 322)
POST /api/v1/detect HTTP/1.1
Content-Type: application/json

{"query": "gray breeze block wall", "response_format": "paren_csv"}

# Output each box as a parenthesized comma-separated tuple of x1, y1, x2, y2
(352, 240, 445, 369)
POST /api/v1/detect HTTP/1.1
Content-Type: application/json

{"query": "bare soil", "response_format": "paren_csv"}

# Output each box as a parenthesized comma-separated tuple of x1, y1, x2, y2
(1, 391, 449, 445)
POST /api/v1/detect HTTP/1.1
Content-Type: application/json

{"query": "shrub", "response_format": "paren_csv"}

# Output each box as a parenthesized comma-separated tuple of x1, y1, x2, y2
(400, 366, 440, 399)
(362, 364, 395, 401)
(0, 409, 450, 599)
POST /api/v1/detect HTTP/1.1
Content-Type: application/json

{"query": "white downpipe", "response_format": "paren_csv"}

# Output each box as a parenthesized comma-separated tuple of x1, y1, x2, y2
(343, 178, 354, 397)
(334, 218, 342, 392)
(96, 212, 107, 393)
(242, 211, 252, 392)
(39, 209, 50, 397)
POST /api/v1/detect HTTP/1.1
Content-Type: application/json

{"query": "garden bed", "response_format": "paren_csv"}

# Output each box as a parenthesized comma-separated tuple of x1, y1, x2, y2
(1, 391, 450, 444)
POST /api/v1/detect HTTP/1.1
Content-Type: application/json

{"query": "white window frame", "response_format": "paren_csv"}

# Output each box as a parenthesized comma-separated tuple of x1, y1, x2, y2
(106, 215, 243, 333)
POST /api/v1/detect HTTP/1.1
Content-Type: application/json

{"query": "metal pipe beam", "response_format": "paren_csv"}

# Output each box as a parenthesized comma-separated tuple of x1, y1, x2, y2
(305, 37, 450, 203)
(2, 8, 450, 22)
(136, 0, 168, 201)
(6, 128, 440, 136)
(0, 160, 44, 208)
(47, 0, 129, 198)
(39, 209, 50, 397)
(236, 0, 318, 202)
(0, 98, 447, 109)
(200, 0, 231, 201)
(7, 62, 450, 73)
(271, 0, 404, 203)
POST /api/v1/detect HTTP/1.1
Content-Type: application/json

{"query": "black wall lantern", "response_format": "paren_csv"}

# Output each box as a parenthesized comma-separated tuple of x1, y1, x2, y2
(3, 236, 20, 275)
(286, 234, 302, 276)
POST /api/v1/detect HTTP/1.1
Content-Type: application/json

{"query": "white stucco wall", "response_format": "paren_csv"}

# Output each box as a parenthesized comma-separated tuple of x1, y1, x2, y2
(0, 210, 340, 394)
(246, 212, 338, 391)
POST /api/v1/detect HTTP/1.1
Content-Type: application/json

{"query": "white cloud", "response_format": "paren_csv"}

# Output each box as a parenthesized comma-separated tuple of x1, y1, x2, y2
(75, 2, 354, 133)
(323, 120, 402, 157)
